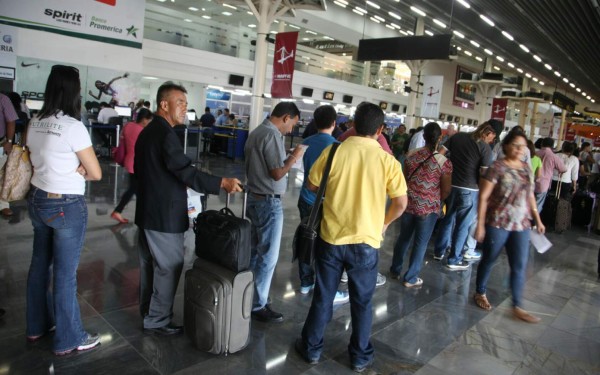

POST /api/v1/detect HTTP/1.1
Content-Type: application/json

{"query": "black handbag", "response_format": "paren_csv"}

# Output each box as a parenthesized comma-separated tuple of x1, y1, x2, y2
(292, 143, 339, 264)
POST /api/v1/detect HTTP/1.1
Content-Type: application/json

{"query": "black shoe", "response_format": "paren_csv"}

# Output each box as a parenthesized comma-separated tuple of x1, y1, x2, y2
(144, 323, 183, 336)
(251, 305, 284, 323)
(295, 338, 319, 364)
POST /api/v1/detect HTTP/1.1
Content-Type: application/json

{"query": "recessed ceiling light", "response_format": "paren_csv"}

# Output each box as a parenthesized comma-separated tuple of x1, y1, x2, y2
(525, 73, 532, 78)
(532, 77, 539, 82)
(519, 44, 530, 53)
(247, 11, 253, 15)
(544, 63, 552, 70)
(184, 18, 192, 22)
(202, 15, 211, 19)
(323, 36, 334, 40)
(554, 71, 561, 77)
(333, 0, 347, 7)
(502, 31, 514, 40)
(464, 50, 472, 56)
(425, 30, 434, 36)
(457, 46, 462, 51)
(354, 6, 367, 14)
(539, 81, 545, 86)
(302, 38, 310, 41)
(493, 66, 500, 71)
(533, 55, 542, 62)
(366, 1, 380, 9)
(496, 56, 504, 62)
(517, 68, 523, 73)
(399, 30, 408, 35)
(569, 83, 575, 88)
(410, 6, 426, 17)
(563, 77, 569, 83)
(385, 24, 395, 30)
(484, 49, 493, 55)
(508, 62, 515, 68)
(406, 30, 414, 35)
(475, 56, 483, 61)
(587, 96, 592, 100)
(576, 88, 582, 92)
(248, 24, 256, 28)
(433, 19, 447, 28)
(222, 11, 232, 16)
(374, 15, 385, 22)
(370, 16, 380, 23)
(453, 30, 465, 38)
(388, 11, 401, 20)
(479, 15, 495, 27)
(289, 24, 300, 29)
(592, 99, 595, 103)
(352, 9, 364, 15)
(582, 92, 587, 96)
(470, 40, 480, 48)
(188, 6, 199, 11)
(306, 30, 317, 35)
(390, 23, 401, 29)
(223, 3, 237, 10)
(457, 0, 471, 9)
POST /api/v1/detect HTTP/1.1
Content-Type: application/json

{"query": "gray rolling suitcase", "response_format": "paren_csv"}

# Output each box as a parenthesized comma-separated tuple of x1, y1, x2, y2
(184, 258, 254, 354)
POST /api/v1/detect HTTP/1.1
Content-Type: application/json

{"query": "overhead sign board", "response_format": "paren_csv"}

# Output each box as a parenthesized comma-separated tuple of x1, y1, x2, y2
(552, 92, 576, 113)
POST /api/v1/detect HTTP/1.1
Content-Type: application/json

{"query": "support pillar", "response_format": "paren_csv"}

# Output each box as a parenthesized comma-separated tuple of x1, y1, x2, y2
(529, 101, 539, 140)
(404, 16, 425, 129)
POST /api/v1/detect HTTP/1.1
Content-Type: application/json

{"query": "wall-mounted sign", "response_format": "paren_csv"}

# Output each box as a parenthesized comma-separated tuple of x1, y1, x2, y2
(206, 90, 231, 101)
(552, 92, 576, 113)
(0, 25, 17, 70)
(0, 66, 15, 79)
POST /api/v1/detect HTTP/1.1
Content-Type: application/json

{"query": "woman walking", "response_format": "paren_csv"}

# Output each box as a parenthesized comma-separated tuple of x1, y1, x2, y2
(26, 65, 102, 354)
(111, 108, 153, 223)
(473, 130, 545, 323)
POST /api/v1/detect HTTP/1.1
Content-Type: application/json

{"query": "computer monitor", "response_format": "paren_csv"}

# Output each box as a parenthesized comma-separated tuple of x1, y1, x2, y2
(186, 112, 196, 121)
(115, 106, 132, 117)
(26, 99, 44, 110)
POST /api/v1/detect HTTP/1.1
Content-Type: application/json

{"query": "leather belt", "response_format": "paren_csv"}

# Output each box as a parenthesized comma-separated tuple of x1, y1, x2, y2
(47, 193, 63, 198)
(251, 192, 282, 199)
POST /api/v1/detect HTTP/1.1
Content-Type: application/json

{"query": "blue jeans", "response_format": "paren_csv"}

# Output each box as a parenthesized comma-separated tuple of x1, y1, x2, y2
(301, 238, 378, 368)
(247, 195, 284, 310)
(26, 187, 89, 352)
(535, 191, 547, 213)
(297, 197, 315, 287)
(390, 212, 438, 284)
(475, 226, 530, 307)
(434, 187, 479, 265)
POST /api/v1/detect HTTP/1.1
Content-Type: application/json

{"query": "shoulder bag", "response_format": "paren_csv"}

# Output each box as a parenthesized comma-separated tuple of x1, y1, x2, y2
(0, 127, 32, 201)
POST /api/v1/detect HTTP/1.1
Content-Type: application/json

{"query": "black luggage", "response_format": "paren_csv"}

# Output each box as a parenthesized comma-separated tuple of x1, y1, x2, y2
(541, 182, 572, 233)
(571, 191, 594, 227)
(184, 258, 253, 355)
(193, 192, 250, 272)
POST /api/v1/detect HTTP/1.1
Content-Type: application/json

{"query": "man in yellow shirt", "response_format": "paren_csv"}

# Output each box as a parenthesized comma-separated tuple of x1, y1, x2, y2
(295, 102, 407, 373)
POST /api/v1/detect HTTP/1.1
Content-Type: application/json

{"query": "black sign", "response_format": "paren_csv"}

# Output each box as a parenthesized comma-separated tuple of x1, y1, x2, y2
(357, 34, 452, 61)
(552, 92, 577, 112)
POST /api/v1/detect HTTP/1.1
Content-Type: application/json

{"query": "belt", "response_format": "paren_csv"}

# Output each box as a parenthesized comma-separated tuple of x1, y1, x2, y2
(251, 192, 282, 199)
(47, 193, 63, 198)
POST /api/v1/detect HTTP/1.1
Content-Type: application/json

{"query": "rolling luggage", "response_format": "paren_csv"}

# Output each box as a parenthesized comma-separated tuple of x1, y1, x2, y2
(541, 181, 571, 233)
(193, 191, 250, 272)
(184, 258, 253, 355)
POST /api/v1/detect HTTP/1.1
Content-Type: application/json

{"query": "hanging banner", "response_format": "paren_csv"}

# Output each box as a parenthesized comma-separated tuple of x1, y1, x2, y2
(420, 75, 443, 118)
(0, 0, 144, 49)
(491, 98, 508, 126)
(271, 31, 298, 99)
(564, 122, 576, 142)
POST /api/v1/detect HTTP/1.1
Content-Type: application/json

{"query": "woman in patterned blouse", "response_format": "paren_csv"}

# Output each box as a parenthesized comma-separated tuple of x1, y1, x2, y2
(473, 130, 545, 323)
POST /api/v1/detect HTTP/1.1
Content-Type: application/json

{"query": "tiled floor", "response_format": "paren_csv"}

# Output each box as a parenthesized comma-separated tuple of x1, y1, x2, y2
(0, 154, 599, 375)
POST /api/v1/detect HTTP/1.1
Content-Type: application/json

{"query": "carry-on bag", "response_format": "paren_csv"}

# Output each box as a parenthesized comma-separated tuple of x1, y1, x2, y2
(541, 180, 571, 233)
(184, 258, 253, 355)
(193, 191, 250, 272)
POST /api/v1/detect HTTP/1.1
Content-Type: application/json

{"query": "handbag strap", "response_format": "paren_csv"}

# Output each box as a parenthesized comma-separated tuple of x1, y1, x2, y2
(306, 143, 340, 228)
(407, 151, 437, 181)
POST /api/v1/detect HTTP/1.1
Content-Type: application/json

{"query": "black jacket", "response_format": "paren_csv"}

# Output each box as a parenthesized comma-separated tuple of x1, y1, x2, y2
(135, 115, 221, 233)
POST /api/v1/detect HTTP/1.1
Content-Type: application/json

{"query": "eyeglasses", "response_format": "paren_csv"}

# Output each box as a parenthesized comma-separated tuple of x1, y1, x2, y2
(510, 143, 527, 149)
(51, 65, 79, 74)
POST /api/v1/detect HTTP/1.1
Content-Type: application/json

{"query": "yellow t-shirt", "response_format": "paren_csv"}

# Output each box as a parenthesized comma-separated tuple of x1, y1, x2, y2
(309, 136, 407, 248)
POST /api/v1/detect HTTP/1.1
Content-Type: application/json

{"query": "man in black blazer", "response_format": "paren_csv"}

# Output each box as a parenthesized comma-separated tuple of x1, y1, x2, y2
(135, 81, 242, 335)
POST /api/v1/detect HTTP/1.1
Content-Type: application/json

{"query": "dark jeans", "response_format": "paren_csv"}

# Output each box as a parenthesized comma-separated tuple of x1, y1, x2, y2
(475, 226, 530, 308)
(297, 197, 315, 287)
(115, 173, 137, 213)
(301, 238, 378, 368)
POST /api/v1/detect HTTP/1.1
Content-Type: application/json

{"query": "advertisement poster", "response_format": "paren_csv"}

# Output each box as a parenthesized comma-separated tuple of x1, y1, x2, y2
(420, 75, 443, 119)
(0, 0, 144, 48)
(271, 31, 298, 98)
(0, 25, 17, 78)
(491, 98, 508, 126)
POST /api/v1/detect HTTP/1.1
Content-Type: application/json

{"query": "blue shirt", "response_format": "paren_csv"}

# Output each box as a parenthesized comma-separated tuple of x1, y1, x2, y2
(216, 114, 228, 125)
(300, 133, 338, 205)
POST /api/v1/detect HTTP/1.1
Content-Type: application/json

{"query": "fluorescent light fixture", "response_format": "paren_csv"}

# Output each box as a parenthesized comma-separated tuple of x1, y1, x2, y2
(569, 83, 575, 88)
(302, 37, 310, 41)
(366, 0, 380, 9)
(519, 44, 530, 53)
(502, 30, 513, 40)
(289, 24, 300, 29)
(532, 77, 539, 82)
(202, 15, 211, 19)
(484, 48, 493, 55)
(374, 15, 385, 22)
(479, 15, 495, 27)
(391, 23, 401, 29)
(222, 11, 232, 16)
(457, 0, 471, 8)
(188, 6, 199, 11)
(388, 11, 401, 20)
(270, 31, 278, 34)
(248, 24, 256, 28)
(508, 62, 515, 68)
(323, 36, 334, 40)
(517, 68, 523, 73)
(464, 50, 472, 56)
(456, 46, 462, 50)
(576, 88, 582, 92)
(493, 66, 500, 71)
(410, 6, 426, 17)
(582, 92, 587, 96)
(544, 64, 552, 70)
(525, 73, 532, 78)
(533, 55, 542, 62)
(263, 93, 272, 98)
(406, 30, 414, 35)
(433, 19, 447, 28)
(352, 9, 364, 15)
(496, 55, 504, 62)
(475, 56, 483, 61)
(355, 6, 367, 14)
(184, 18, 192, 22)
(470, 40, 480, 48)
(302, 99, 315, 104)
(453, 30, 465, 38)
(587, 95, 592, 100)
(223, 3, 237, 10)
(563, 77, 569, 83)
(247, 11, 253, 15)
(333, 0, 347, 7)
(207, 85, 224, 90)
(554, 71, 561, 77)
(335, 0, 348, 4)
(306, 30, 317, 35)
(143, 76, 159, 80)
(386, 24, 395, 30)
(399, 30, 408, 35)
(370, 16, 380, 23)
(539, 81, 545, 86)
(425, 30, 434, 36)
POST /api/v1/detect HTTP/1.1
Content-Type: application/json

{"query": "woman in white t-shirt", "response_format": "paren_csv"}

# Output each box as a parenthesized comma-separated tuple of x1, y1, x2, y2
(551, 141, 579, 199)
(25, 65, 102, 356)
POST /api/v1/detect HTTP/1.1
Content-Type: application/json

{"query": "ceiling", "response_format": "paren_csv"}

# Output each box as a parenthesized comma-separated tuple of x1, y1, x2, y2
(148, 0, 600, 109)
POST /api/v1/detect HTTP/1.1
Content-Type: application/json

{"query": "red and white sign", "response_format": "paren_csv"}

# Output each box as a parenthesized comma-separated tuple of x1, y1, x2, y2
(564, 122, 576, 141)
(270, 31, 298, 98)
(491, 98, 508, 126)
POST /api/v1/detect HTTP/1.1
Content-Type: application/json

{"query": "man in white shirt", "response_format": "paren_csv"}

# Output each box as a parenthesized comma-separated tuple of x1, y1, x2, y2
(97, 102, 119, 124)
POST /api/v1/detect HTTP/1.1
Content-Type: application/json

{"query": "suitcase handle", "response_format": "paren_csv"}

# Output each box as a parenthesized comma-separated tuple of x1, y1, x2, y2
(225, 184, 247, 219)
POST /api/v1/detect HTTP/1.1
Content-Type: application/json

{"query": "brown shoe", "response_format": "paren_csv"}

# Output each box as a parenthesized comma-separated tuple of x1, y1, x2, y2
(513, 307, 541, 323)
(1, 208, 13, 217)
(474, 293, 492, 311)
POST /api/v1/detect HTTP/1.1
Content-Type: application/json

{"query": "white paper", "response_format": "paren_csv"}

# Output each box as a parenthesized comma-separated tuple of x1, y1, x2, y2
(530, 230, 552, 253)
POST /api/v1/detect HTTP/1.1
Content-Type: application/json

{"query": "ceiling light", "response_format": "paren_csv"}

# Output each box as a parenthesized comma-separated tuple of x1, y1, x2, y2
(202, 15, 211, 19)
(188, 6, 199, 11)
(517, 68, 523, 73)
(248, 24, 256, 28)
(333, 0, 347, 7)
(519, 44, 530, 53)
(456, 46, 462, 51)
(470, 40, 480, 48)
(544, 63, 552, 70)
(374, 15, 385, 22)
(270, 31, 278, 34)
(508, 62, 515, 68)
(576, 88, 582, 92)
(366, 1, 380, 9)
(184, 18, 192, 22)
(388, 11, 401, 20)
(399, 30, 408, 35)
(582, 92, 587, 96)
(475, 56, 483, 61)
(502, 31, 514, 40)
(493, 66, 500, 71)
(539, 81, 545, 86)
(496, 56, 504, 62)
(587, 96, 592, 100)
(479, 15, 495, 27)
(355, 6, 367, 14)
(306, 30, 317, 35)
(592, 99, 595, 103)
(370, 16, 380, 23)
(453, 30, 465, 38)
(222, 11, 232, 16)
(302, 37, 310, 41)
(425, 30, 434, 36)
(143, 76, 159, 80)
(464, 50, 472, 56)
(323, 36, 334, 40)
(457, 0, 471, 8)
(484, 49, 493, 55)
(410, 6, 426, 17)
(433, 19, 447, 28)
(406, 30, 414, 35)
(334, 0, 348, 4)
(569, 83, 575, 88)
(289, 24, 300, 29)
(385, 24, 395, 30)
(563, 77, 569, 83)
(352, 9, 364, 15)
(247, 11, 253, 15)
(532, 77, 539, 82)
(525, 73, 532, 78)
(390, 23, 401, 29)
(223, 3, 237, 10)
(554, 71, 561, 77)
(157, 0, 166, 2)
(533, 55, 542, 62)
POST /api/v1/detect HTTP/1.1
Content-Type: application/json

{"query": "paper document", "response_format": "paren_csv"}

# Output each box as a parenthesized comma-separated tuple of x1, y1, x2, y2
(530, 230, 552, 254)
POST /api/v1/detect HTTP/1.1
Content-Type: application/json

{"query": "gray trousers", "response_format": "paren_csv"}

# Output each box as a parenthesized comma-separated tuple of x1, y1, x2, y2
(139, 229, 184, 328)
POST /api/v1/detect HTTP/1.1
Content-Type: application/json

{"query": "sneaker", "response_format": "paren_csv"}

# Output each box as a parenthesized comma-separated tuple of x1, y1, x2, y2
(433, 254, 444, 261)
(446, 261, 470, 270)
(340, 271, 348, 283)
(295, 338, 319, 365)
(55, 333, 100, 356)
(351, 357, 374, 373)
(376, 273, 386, 287)
(463, 250, 482, 260)
(251, 305, 284, 323)
(300, 284, 314, 295)
(403, 278, 423, 288)
(333, 290, 350, 304)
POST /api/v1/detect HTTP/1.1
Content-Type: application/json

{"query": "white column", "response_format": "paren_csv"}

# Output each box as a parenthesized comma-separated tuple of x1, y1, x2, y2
(249, 0, 271, 132)
(404, 16, 425, 129)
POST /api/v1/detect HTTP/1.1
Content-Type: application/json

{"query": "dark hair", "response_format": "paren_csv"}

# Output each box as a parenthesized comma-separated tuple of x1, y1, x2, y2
(100, 102, 109, 108)
(488, 118, 504, 138)
(229, 113, 235, 120)
(156, 81, 187, 104)
(562, 141, 575, 154)
(354, 102, 384, 136)
(38, 65, 81, 120)
(423, 122, 442, 150)
(541, 137, 554, 148)
(582, 142, 591, 149)
(313, 105, 336, 130)
(143, 101, 151, 107)
(6, 92, 22, 112)
(271, 102, 300, 119)
(472, 122, 495, 141)
(205, 106, 211, 112)
(136, 108, 153, 123)
(526, 140, 536, 157)
(224, 108, 230, 114)
(501, 129, 527, 150)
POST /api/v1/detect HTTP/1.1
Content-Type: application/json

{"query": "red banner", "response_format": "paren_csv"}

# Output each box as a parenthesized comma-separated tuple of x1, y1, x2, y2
(491, 98, 508, 126)
(564, 122, 576, 141)
(271, 31, 298, 98)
